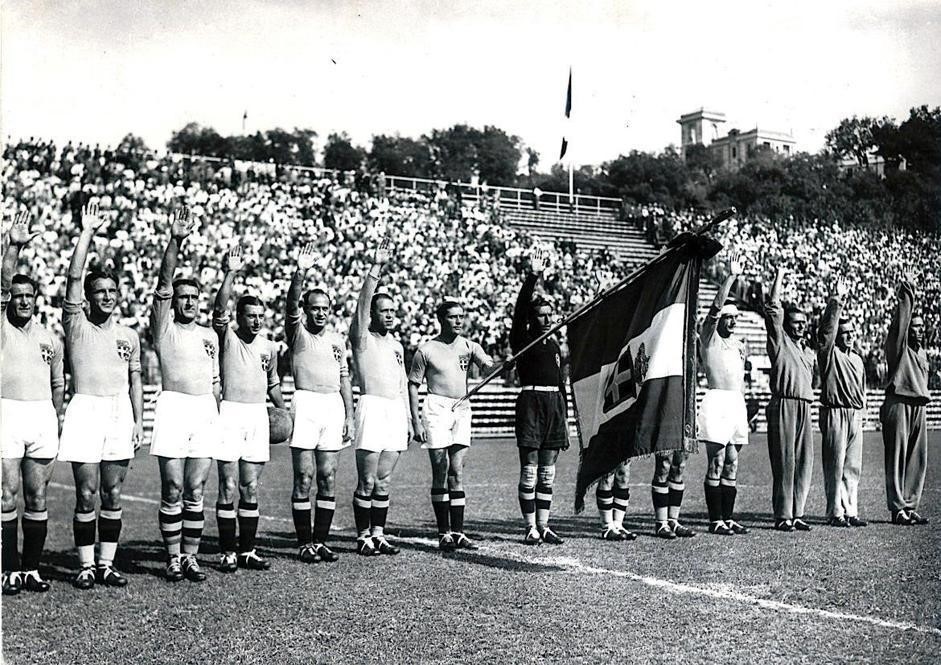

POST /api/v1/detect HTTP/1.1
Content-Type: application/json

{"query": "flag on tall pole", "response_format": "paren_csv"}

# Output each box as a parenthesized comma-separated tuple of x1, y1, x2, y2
(568, 235, 718, 511)
(559, 67, 572, 161)
(242, 110, 248, 133)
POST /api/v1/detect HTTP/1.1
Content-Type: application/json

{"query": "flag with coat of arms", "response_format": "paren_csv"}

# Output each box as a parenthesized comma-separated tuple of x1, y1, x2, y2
(568, 234, 719, 511)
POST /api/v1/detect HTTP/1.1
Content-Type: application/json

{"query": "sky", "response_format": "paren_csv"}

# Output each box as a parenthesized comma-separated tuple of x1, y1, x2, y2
(2, 0, 940, 168)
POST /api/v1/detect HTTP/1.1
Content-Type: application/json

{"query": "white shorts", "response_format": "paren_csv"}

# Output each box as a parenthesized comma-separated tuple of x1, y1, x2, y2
(150, 391, 221, 459)
(216, 401, 269, 463)
(290, 390, 348, 452)
(698, 389, 749, 447)
(0, 399, 59, 460)
(58, 394, 135, 463)
(354, 395, 408, 453)
(421, 393, 471, 449)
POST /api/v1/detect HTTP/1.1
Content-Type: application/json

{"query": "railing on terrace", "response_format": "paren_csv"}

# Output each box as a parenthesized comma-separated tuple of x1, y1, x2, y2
(162, 151, 622, 216)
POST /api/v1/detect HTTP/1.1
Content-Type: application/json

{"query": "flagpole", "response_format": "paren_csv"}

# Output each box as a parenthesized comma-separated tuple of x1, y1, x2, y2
(453, 206, 735, 408)
(568, 161, 574, 209)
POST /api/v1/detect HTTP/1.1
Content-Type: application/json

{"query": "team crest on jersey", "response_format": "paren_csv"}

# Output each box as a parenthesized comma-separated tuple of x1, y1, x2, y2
(332, 345, 344, 364)
(38, 343, 54, 365)
(203, 339, 216, 358)
(602, 343, 649, 413)
(260, 353, 271, 372)
(394, 351, 403, 366)
(458, 353, 470, 372)
(115, 339, 132, 362)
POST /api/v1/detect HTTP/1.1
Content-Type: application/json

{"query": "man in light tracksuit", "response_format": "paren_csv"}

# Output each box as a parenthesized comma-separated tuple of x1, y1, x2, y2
(817, 277, 867, 528)
(763, 267, 816, 532)
(880, 274, 930, 526)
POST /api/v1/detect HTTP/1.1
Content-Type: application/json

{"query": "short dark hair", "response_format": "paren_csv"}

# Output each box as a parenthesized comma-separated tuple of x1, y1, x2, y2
(371, 292, 393, 311)
(303, 288, 331, 309)
(435, 300, 462, 320)
(529, 294, 552, 317)
(83, 269, 118, 300)
(236, 295, 264, 318)
(172, 277, 201, 295)
(783, 304, 806, 319)
(11, 273, 38, 295)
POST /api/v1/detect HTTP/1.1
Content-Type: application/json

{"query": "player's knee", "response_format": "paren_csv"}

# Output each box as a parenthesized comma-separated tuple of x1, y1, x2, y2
(614, 465, 630, 487)
(293, 470, 313, 496)
(23, 487, 47, 513)
(537, 464, 556, 489)
(1, 485, 18, 512)
(162, 480, 183, 505)
(518, 464, 537, 490)
(316, 470, 336, 496)
(182, 485, 204, 505)
(373, 477, 391, 495)
(218, 476, 238, 503)
(239, 478, 259, 502)
(100, 485, 122, 510)
(447, 465, 463, 488)
(357, 475, 376, 496)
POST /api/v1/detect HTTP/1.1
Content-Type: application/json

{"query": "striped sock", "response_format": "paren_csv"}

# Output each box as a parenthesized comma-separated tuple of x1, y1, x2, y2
(21, 510, 48, 572)
(535, 484, 553, 530)
(612, 487, 630, 529)
(291, 498, 312, 547)
(596, 488, 614, 528)
(431, 488, 450, 535)
(518, 485, 536, 528)
(370, 493, 389, 538)
(704, 479, 722, 524)
(720, 478, 737, 522)
(449, 490, 466, 534)
(237, 501, 260, 554)
(312, 495, 335, 544)
(668, 481, 685, 521)
(1, 509, 19, 572)
(159, 500, 183, 558)
(353, 493, 372, 540)
(73, 509, 96, 568)
(181, 499, 205, 556)
(97, 508, 122, 568)
(216, 502, 237, 554)
(652, 482, 669, 524)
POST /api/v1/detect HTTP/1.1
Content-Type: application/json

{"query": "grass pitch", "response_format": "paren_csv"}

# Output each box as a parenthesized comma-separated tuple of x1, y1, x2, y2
(2, 431, 939, 664)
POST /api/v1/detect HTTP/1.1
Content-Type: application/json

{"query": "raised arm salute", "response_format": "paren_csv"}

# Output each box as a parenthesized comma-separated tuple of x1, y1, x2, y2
(1, 212, 63, 596)
(763, 266, 816, 533)
(212, 244, 285, 573)
(511, 245, 568, 546)
(698, 252, 750, 536)
(349, 235, 411, 557)
(880, 272, 930, 526)
(149, 208, 220, 582)
(58, 202, 143, 590)
(817, 276, 868, 528)
(285, 241, 353, 564)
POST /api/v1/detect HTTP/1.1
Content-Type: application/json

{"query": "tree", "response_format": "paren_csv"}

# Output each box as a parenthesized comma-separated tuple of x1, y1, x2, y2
(824, 116, 893, 166)
(473, 126, 522, 185)
(368, 134, 433, 177)
(167, 122, 228, 157)
(602, 149, 689, 207)
(424, 124, 522, 185)
(117, 133, 148, 154)
(894, 105, 941, 173)
(323, 132, 366, 172)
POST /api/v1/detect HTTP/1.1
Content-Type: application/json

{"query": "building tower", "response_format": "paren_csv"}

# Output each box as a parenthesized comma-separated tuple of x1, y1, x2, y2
(676, 109, 726, 160)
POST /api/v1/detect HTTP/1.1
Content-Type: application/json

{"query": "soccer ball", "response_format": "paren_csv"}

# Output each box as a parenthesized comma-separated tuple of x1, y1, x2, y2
(268, 407, 293, 445)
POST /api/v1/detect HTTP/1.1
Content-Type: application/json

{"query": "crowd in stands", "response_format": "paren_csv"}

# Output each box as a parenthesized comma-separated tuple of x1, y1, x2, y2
(2, 138, 626, 385)
(4, 138, 940, 389)
(627, 204, 941, 388)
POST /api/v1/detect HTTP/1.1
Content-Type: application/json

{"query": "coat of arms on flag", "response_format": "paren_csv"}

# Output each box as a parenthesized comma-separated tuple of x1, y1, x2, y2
(115, 339, 131, 362)
(568, 234, 720, 512)
(39, 343, 54, 365)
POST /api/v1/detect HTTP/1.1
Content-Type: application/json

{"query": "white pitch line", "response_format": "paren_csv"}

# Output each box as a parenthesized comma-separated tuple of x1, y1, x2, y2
(392, 535, 941, 638)
(47, 483, 941, 636)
